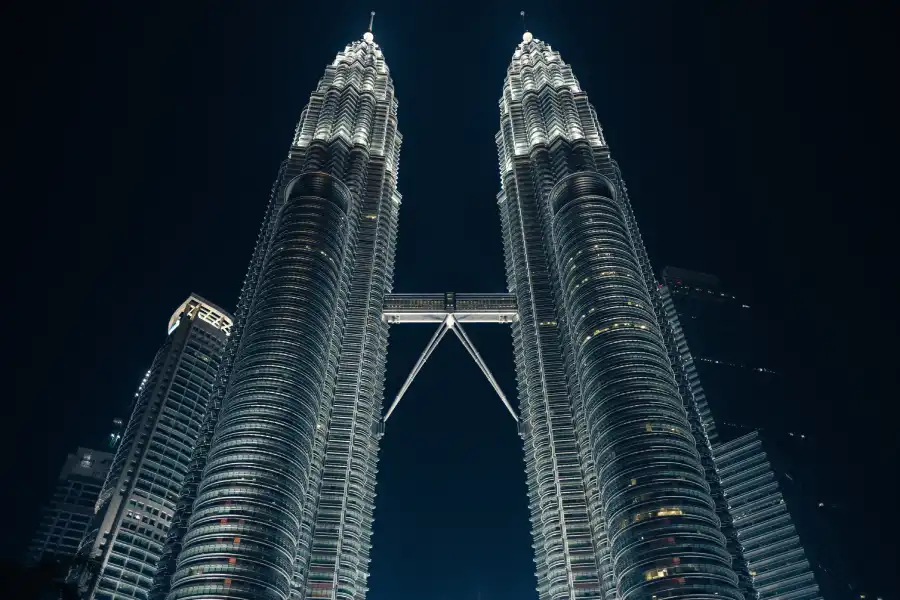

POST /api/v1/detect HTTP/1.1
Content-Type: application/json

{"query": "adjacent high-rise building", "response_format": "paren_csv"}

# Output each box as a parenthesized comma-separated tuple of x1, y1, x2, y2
(26, 448, 114, 567)
(712, 433, 821, 600)
(659, 266, 783, 431)
(658, 267, 825, 599)
(73, 294, 232, 600)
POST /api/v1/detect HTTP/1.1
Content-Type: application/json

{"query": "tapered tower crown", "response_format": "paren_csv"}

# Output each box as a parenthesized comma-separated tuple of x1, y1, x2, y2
(291, 36, 400, 173)
(498, 33, 607, 166)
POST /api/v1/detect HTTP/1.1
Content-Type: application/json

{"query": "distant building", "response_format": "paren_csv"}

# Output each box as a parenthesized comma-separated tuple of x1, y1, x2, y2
(72, 294, 232, 600)
(26, 447, 113, 566)
(658, 267, 822, 600)
(660, 266, 783, 429)
(713, 432, 822, 599)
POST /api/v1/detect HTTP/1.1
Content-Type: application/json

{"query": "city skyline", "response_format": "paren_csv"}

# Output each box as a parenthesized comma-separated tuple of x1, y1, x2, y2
(5, 3, 895, 600)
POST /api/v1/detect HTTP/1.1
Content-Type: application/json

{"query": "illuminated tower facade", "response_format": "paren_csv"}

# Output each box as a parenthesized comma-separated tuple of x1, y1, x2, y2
(495, 32, 743, 599)
(150, 25, 400, 600)
(135, 23, 810, 600)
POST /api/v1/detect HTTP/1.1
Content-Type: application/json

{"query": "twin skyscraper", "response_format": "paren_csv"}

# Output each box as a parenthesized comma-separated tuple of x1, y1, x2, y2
(67, 26, 820, 600)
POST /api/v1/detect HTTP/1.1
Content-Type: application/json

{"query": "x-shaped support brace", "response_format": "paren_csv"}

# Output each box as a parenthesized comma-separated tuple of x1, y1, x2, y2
(383, 314, 518, 424)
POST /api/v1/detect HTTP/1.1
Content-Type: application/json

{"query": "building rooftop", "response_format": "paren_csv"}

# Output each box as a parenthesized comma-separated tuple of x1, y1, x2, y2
(167, 293, 233, 336)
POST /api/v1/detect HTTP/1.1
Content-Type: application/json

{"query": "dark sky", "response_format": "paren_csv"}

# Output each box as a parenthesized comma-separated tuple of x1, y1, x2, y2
(3, 1, 896, 598)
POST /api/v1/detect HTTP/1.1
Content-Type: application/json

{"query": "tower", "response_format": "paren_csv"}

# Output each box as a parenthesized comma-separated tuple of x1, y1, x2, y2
(26, 448, 113, 567)
(494, 32, 743, 599)
(74, 294, 232, 599)
(150, 24, 400, 600)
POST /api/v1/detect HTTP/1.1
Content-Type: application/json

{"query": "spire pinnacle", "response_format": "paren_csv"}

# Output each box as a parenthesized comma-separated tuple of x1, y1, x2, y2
(364, 11, 375, 43)
(520, 11, 533, 43)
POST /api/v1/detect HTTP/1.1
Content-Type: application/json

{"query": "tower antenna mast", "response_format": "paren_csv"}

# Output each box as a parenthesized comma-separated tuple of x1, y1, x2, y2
(364, 11, 376, 43)
(520, 11, 533, 43)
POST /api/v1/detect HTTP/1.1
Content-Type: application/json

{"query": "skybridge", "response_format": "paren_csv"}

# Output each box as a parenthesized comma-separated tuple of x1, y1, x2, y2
(382, 293, 519, 425)
(382, 292, 517, 324)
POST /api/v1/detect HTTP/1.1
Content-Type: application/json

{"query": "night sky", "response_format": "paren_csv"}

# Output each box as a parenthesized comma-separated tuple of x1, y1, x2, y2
(4, 1, 896, 598)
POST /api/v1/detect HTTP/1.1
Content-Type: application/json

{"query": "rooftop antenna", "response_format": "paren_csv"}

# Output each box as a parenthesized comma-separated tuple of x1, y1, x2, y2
(520, 10, 533, 43)
(364, 11, 375, 43)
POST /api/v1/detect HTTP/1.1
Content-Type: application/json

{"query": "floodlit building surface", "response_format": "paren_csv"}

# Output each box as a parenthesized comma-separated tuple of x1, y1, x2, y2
(26, 448, 113, 566)
(150, 29, 401, 600)
(139, 28, 825, 600)
(72, 295, 232, 600)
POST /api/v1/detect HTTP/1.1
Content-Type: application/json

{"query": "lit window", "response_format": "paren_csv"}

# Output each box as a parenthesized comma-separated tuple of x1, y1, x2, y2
(656, 508, 683, 517)
(644, 568, 668, 581)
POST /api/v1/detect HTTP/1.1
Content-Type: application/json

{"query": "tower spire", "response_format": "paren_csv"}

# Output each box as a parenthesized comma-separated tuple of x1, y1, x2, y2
(520, 11, 533, 43)
(364, 11, 375, 43)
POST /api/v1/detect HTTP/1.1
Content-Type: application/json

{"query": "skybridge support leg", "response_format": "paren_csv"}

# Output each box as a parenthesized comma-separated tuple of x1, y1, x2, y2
(450, 319, 519, 423)
(383, 319, 450, 423)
